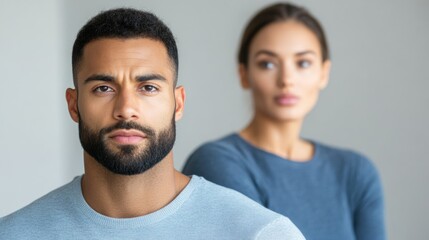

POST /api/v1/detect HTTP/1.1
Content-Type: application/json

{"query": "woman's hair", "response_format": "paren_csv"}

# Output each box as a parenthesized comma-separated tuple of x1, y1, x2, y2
(238, 2, 329, 66)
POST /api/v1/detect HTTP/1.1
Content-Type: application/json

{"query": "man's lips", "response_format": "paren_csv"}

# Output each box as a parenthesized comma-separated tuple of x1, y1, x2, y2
(274, 93, 300, 106)
(108, 129, 147, 144)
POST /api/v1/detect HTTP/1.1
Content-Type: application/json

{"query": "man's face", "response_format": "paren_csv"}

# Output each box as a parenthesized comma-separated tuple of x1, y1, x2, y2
(66, 38, 184, 175)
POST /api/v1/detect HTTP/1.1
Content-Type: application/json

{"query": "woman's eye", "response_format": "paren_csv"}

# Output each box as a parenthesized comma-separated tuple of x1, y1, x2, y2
(141, 85, 158, 93)
(94, 86, 113, 93)
(298, 60, 312, 69)
(258, 61, 276, 70)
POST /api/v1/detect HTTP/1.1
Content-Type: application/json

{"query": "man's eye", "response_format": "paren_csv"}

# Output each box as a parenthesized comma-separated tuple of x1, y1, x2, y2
(298, 60, 311, 69)
(258, 61, 276, 70)
(94, 86, 113, 92)
(141, 85, 158, 93)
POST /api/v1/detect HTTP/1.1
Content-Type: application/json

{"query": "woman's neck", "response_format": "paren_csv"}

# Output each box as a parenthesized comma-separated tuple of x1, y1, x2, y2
(239, 114, 313, 161)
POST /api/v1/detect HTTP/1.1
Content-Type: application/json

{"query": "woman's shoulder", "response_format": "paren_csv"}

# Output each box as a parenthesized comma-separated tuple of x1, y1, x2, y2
(182, 134, 257, 185)
(184, 133, 238, 165)
(313, 141, 383, 204)
(190, 133, 248, 156)
(314, 140, 379, 175)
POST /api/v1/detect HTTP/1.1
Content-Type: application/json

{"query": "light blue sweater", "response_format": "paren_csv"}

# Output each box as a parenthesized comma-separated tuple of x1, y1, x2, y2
(0, 175, 304, 240)
(183, 134, 385, 240)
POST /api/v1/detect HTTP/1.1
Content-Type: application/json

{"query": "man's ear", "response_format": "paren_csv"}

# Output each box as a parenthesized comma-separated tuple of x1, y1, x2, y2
(66, 88, 79, 123)
(319, 60, 331, 90)
(239, 64, 251, 89)
(174, 86, 185, 121)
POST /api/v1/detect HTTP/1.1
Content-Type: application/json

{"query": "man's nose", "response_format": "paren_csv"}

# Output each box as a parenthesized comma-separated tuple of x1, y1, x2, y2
(113, 90, 139, 121)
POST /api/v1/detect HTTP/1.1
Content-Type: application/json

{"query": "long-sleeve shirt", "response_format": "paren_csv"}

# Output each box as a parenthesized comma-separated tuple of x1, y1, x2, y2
(183, 133, 385, 240)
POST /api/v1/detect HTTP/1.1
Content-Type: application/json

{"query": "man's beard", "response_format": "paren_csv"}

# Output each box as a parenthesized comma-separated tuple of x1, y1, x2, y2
(78, 114, 176, 175)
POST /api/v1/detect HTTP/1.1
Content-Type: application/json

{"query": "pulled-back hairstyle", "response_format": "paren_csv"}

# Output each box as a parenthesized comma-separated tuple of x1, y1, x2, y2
(72, 8, 178, 86)
(238, 2, 329, 66)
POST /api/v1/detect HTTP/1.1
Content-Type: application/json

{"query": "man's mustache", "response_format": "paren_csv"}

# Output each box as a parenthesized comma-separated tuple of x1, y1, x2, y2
(102, 121, 155, 137)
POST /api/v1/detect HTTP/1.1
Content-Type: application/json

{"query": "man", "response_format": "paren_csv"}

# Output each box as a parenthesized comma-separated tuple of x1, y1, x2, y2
(0, 8, 304, 239)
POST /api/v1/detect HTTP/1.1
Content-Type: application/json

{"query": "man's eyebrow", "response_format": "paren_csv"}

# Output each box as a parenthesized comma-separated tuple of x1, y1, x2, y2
(83, 74, 167, 84)
(84, 74, 114, 84)
(136, 74, 166, 82)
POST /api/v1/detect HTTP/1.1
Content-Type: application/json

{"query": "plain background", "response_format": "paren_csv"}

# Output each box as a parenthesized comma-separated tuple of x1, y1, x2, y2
(1, 0, 428, 239)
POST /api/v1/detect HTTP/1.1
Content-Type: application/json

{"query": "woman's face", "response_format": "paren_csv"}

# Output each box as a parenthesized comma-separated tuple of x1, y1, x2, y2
(240, 20, 331, 122)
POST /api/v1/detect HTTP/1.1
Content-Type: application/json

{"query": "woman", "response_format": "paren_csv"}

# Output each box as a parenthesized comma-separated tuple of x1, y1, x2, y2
(183, 2, 385, 239)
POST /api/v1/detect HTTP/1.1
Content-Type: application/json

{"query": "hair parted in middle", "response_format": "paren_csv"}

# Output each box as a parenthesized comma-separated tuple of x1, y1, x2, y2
(238, 2, 330, 67)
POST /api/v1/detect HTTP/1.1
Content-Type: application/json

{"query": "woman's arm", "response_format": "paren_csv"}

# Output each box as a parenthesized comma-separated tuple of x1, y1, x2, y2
(352, 156, 386, 240)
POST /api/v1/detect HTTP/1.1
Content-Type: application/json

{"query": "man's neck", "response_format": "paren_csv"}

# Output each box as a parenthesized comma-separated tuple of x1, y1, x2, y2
(81, 152, 190, 218)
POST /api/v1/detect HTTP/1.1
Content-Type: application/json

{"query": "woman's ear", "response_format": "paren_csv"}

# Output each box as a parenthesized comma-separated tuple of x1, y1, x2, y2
(319, 60, 331, 90)
(239, 64, 251, 89)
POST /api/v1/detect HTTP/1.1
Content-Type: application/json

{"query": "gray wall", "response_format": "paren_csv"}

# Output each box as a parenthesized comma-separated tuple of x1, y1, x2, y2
(1, 1, 428, 239)
(0, 0, 66, 218)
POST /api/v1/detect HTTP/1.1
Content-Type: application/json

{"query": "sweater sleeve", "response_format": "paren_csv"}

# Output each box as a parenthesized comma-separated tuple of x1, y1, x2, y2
(182, 142, 264, 204)
(352, 155, 386, 240)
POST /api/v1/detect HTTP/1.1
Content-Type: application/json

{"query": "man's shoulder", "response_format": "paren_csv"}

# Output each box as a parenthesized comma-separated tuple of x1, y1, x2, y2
(0, 177, 80, 238)
(185, 176, 305, 239)
(192, 176, 268, 212)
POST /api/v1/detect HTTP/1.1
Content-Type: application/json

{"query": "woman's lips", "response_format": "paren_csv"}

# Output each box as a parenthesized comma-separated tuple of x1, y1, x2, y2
(274, 94, 300, 106)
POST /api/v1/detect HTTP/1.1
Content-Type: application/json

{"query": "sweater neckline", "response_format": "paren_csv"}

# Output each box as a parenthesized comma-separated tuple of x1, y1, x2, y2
(71, 175, 201, 229)
(231, 133, 322, 166)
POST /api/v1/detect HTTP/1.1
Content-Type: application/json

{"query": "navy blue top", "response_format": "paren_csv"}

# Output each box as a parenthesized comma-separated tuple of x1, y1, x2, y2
(183, 133, 385, 240)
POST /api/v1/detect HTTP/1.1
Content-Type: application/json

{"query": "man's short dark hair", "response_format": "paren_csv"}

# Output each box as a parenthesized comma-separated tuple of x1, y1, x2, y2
(72, 8, 178, 87)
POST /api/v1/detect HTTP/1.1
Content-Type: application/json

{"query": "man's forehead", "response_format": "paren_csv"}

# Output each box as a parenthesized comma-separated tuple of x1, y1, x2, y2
(82, 38, 168, 59)
(77, 38, 174, 83)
